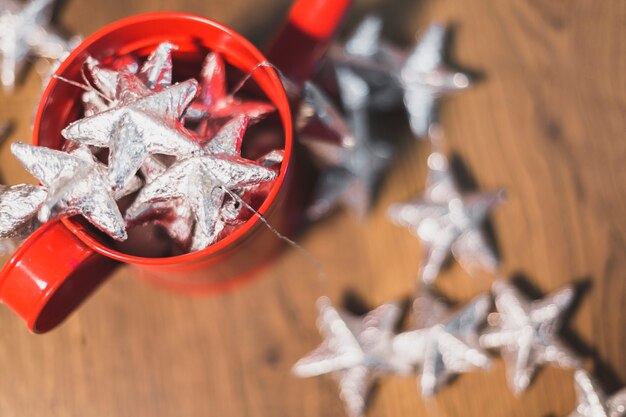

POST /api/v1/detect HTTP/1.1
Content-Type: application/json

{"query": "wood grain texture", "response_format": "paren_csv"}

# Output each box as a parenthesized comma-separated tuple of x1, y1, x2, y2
(0, 0, 624, 416)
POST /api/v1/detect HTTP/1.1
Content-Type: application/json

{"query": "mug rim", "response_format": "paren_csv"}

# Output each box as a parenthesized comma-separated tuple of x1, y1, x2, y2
(33, 12, 294, 266)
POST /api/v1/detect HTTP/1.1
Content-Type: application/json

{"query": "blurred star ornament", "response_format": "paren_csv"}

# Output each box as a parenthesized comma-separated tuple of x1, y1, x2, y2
(392, 292, 491, 397)
(293, 297, 410, 417)
(11, 142, 141, 241)
(0, 183, 47, 239)
(126, 116, 277, 251)
(401, 23, 472, 137)
(62, 78, 201, 190)
(297, 81, 355, 148)
(569, 370, 626, 417)
(331, 15, 405, 110)
(479, 280, 583, 395)
(303, 67, 392, 219)
(185, 52, 275, 137)
(0, 0, 77, 90)
(387, 152, 504, 285)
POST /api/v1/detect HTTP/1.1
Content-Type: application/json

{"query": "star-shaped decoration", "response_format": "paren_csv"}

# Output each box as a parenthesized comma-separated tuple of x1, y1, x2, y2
(125, 115, 277, 251)
(392, 292, 491, 396)
(387, 151, 504, 285)
(303, 67, 392, 219)
(401, 23, 472, 138)
(293, 297, 409, 417)
(479, 280, 583, 395)
(331, 15, 405, 110)
(569, 370, 626, 417)
(62, 77, 201, 190)
(0, 0, 77, 90)
(184, 51, 275, 137)
(0, 183, 47, 238)
(125, 114, 253, 249)
(297, 81, 355, 148)
(11, 142, 141, 241)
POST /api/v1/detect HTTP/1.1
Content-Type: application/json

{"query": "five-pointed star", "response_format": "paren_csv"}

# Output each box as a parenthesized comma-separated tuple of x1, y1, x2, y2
(400, 23, 472, 138)
(297, 81, 355, 148)
(81, 41, 174, 116)
(392, 292, 491, 397)
(125, 115, 276, 251)
(0, 183, 47, 238)
(387, 152, 504, 285)
(62, 77, 201, 190)
(479, 280, 583, 395)
(126, 115, 251, 248)
(11, 142, 141, 241)
(185, 51, 275, 137)
(0, 0, 75, 90)
(569, 370, 626, 417)
(303, 67, 392, 219)
(331, 15, 405, 110)
(293, 297, 410, 417)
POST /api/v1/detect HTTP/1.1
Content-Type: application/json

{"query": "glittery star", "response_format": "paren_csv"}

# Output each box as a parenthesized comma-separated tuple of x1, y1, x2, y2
(569, 370, 626, 417)
(62, 78, 201, 190)
(0, 183, 47, 238)
(126, 115, 252, 248)
(297, 81, 355, 148)
(331, 15, 405, 110)
(0, 0, 76, 90)
(392, 292, 491, 397)
(11, 142, 141, 241)
(401, 23, 472, 138)
(479, 280, 583, 395)
(293, 297, 409, 417)
(125, 116, 277, 251)
(387, 152, 504, 285)
(303, 67, 392, 219)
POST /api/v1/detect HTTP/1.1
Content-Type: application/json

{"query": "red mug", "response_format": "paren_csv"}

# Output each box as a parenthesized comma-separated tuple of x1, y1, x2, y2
(0, 0, 351, 333)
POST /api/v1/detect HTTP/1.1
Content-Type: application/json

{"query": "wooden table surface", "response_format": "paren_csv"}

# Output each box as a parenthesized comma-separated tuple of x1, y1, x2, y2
(0, 0, 624, 416)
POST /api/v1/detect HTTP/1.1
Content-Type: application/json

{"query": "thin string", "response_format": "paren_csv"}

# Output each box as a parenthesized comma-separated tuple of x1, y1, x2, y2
(52, 74, 112, 103)
(229, 61, 299, 98)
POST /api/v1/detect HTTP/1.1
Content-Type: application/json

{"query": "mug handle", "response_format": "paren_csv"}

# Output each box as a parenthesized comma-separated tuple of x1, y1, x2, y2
(265, 0, 352, 86)
(0, 220, 118, 333)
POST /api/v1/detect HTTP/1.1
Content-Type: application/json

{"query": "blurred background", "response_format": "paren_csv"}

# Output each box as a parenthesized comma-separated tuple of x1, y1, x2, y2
(0, 0, 624, 416)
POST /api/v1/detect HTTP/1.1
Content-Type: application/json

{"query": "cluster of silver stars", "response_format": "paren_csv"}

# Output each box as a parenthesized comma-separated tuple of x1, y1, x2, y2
(0, 41, 280, 253)
(295, 16, 622, 417)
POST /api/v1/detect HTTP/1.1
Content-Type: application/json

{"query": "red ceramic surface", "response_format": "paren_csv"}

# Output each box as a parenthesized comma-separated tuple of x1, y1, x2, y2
(0, 0, 351, 333)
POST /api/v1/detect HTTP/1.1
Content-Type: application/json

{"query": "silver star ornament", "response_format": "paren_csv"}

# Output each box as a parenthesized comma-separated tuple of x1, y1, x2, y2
(293, 297, 410, 417)
(387, 152, 504, 285)
(479, 280, 583, 395)
(62, 77, 201, 190)
(11, 142, 141, 241)
(392, 292, 492, 397)
(303, 67, 392, 219)
(125, 115, 277, 251)
(0, 183, 47, 238)
(0, 0, 77, 90)
(569, 370, 626, 417)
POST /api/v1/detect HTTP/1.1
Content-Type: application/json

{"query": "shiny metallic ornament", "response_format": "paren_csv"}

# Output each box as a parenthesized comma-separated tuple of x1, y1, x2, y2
(298, 81, 355, 148)
(126, 115, 277, 252)
(569, 370, 626, 417)
(479, 280, 583, 395)
(185, 52, 275, 137)
(304, 67, 392, 219)
(0, 0, 77, 90)
(11, 142, 141, 241)
(126, 115, 254, 249)
(401, 23, 472, 138)
(62, 78, 201, 190)
(293, 297, 410, 417)
(138, 41, 177, 90)
(0, 183, 47, 238)
(331, 15, 405, 110)
(387, 152, 504, 285)
(392, 292, 491, 397)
